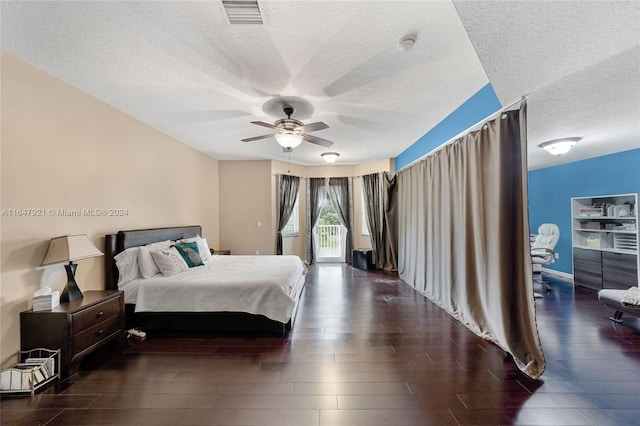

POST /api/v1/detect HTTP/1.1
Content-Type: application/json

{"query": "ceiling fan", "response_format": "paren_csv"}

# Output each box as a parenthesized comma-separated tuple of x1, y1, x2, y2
(242, 106, 333, 149)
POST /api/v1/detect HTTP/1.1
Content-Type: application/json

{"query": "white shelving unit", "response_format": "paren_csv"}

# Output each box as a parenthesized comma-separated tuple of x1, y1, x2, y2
(571, 193, 639, 291)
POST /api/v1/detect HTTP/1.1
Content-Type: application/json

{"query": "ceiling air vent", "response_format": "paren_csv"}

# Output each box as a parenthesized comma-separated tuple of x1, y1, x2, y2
(222, 1, 263, 25)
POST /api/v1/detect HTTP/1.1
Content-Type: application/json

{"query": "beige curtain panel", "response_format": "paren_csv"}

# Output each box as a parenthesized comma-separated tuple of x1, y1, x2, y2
(397, 104, 545, 379)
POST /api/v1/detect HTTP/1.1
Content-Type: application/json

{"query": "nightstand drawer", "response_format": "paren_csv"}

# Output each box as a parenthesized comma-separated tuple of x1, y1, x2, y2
(73, 314, 121, 354)
(72, 297, 121, 334)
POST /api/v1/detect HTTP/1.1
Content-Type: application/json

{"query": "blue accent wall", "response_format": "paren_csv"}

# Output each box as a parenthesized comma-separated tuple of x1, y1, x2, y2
(528, 148, 640, 274)
(393, 80, 639, 277)
(394, 83, 502, 170)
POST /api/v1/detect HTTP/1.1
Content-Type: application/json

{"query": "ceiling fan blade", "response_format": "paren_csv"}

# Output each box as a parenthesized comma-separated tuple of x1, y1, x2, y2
(251, 121, 277, 129)
(297, 122, 329, 133)
(302, 134, 333, 147)
(242, 134, 275, 142)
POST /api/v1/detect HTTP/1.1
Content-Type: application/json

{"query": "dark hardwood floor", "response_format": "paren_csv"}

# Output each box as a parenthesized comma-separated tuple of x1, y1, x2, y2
(2, 264, 639, 425)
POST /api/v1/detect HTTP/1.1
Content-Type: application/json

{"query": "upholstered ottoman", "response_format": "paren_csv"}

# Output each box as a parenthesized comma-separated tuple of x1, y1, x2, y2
(598, 288, 640, 323)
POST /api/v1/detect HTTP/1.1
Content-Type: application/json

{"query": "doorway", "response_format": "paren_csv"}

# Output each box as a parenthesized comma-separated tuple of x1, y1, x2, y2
(314, 194, 346, 263)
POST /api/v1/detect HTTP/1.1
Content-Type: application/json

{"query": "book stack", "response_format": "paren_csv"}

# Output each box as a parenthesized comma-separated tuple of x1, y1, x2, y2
(24, 357, 55, 378)
(0, 367, 33, 390)
(32, 291, 60, 312)
(0, 349, 59, 394)
(0, 357, 54, 391)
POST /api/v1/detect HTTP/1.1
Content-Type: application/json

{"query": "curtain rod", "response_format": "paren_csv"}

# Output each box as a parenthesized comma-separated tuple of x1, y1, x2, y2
(272, 174, 388, 179)
(395, 95, 527, 173)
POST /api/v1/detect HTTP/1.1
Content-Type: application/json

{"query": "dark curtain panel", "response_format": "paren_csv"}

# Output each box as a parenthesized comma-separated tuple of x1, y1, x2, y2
(382, 172, 398, 271)
(275, 174, 300, 255)
(397, 103, 545, 379)
(327, 177, 354, 264)
(306, 177, 326, 264)
(362, 173, 383, 267)
(362, 172, 398, 271)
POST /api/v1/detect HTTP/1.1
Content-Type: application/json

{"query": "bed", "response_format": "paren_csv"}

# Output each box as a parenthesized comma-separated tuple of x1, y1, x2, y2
(105, 225, 306, 334)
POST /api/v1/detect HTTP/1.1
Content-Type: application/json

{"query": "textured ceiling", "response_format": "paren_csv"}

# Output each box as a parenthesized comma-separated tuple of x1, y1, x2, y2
(1, 1, 638, 169)
(455, 0, 640, 169)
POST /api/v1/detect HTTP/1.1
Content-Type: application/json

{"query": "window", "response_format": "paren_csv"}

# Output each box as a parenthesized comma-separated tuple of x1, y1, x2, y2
(361, 192, 370, 236)
(282, 199, 299, 236)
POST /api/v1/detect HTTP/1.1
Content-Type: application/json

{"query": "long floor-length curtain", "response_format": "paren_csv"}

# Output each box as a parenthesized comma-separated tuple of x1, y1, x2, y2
(327, 177, 354, 264)
(382, 173, 398, 271)
(362, 172, 398, 271)
(306, 177, 326, 264)
(398, 163, 428, 288)
(362, 173, 383, 267)
(397, 103, 545, 379)
(275, 174, 300, 255)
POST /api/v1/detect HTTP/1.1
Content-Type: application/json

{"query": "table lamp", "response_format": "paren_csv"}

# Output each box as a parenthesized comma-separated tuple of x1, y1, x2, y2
(41, 234, 103, 303)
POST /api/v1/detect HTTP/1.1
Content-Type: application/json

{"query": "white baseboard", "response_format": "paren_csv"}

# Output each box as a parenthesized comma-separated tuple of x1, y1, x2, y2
(541, 267, 573, 281)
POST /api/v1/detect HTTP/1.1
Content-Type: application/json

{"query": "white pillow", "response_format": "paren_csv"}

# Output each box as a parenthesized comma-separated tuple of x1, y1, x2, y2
(178, 235, 211, 262)
(138, 240, 173, 278)
(151, 247, 189, 277)
(201, 238, 212, 261)
(114, 246, 141, 286)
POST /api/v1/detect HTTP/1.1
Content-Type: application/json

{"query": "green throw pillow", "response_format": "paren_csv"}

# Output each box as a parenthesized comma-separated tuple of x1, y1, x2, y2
(172, 241, 203, 267)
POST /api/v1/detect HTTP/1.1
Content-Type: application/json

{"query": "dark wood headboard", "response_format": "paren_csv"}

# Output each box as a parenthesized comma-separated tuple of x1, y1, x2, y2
(105, 225, 202, 291)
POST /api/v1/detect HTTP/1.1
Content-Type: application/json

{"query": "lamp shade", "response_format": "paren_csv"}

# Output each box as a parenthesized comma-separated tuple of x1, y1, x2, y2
(539, 138, 580, 156)
(275, 131, 303, 148)
(41, 234, 103, 266)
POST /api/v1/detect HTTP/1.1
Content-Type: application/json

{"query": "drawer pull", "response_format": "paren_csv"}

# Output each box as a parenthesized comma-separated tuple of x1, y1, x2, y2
(96, 329, 104, 336)
(96, 311, 104, 318)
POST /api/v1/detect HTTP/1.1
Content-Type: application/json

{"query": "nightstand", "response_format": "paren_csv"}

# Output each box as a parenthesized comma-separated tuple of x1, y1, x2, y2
(20, 290, 125, 378)
(210, 249, 231, 255)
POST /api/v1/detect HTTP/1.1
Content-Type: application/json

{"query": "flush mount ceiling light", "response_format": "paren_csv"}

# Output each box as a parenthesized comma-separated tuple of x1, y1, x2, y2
(539, 137, 581, 155)
(321, 152, 340, 164)
(397, 34, 417, 51)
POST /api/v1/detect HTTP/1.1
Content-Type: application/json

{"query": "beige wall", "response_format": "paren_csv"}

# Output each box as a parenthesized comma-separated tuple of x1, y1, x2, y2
(218, 161, 273, 255)
(0, 52, 220, 361)
(0, 50, 394, 361)
(219, 160, 393, 259)
(354, 159, 394, 176)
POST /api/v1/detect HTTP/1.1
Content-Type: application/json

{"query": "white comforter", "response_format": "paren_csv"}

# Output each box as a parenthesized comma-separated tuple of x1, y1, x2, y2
(120, 255, 307, 323)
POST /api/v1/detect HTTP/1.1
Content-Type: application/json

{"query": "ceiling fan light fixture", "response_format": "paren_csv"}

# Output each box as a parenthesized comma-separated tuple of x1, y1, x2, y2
(275, 131, 303, 148)
(242, 102, 333, 148)
(539, 137, 581, 155)
(321, 152, 340, 164)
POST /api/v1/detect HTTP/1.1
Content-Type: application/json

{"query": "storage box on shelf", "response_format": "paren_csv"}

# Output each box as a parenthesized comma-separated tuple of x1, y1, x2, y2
(572, 193, 639, 291)
(0, 348, 60, 395)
